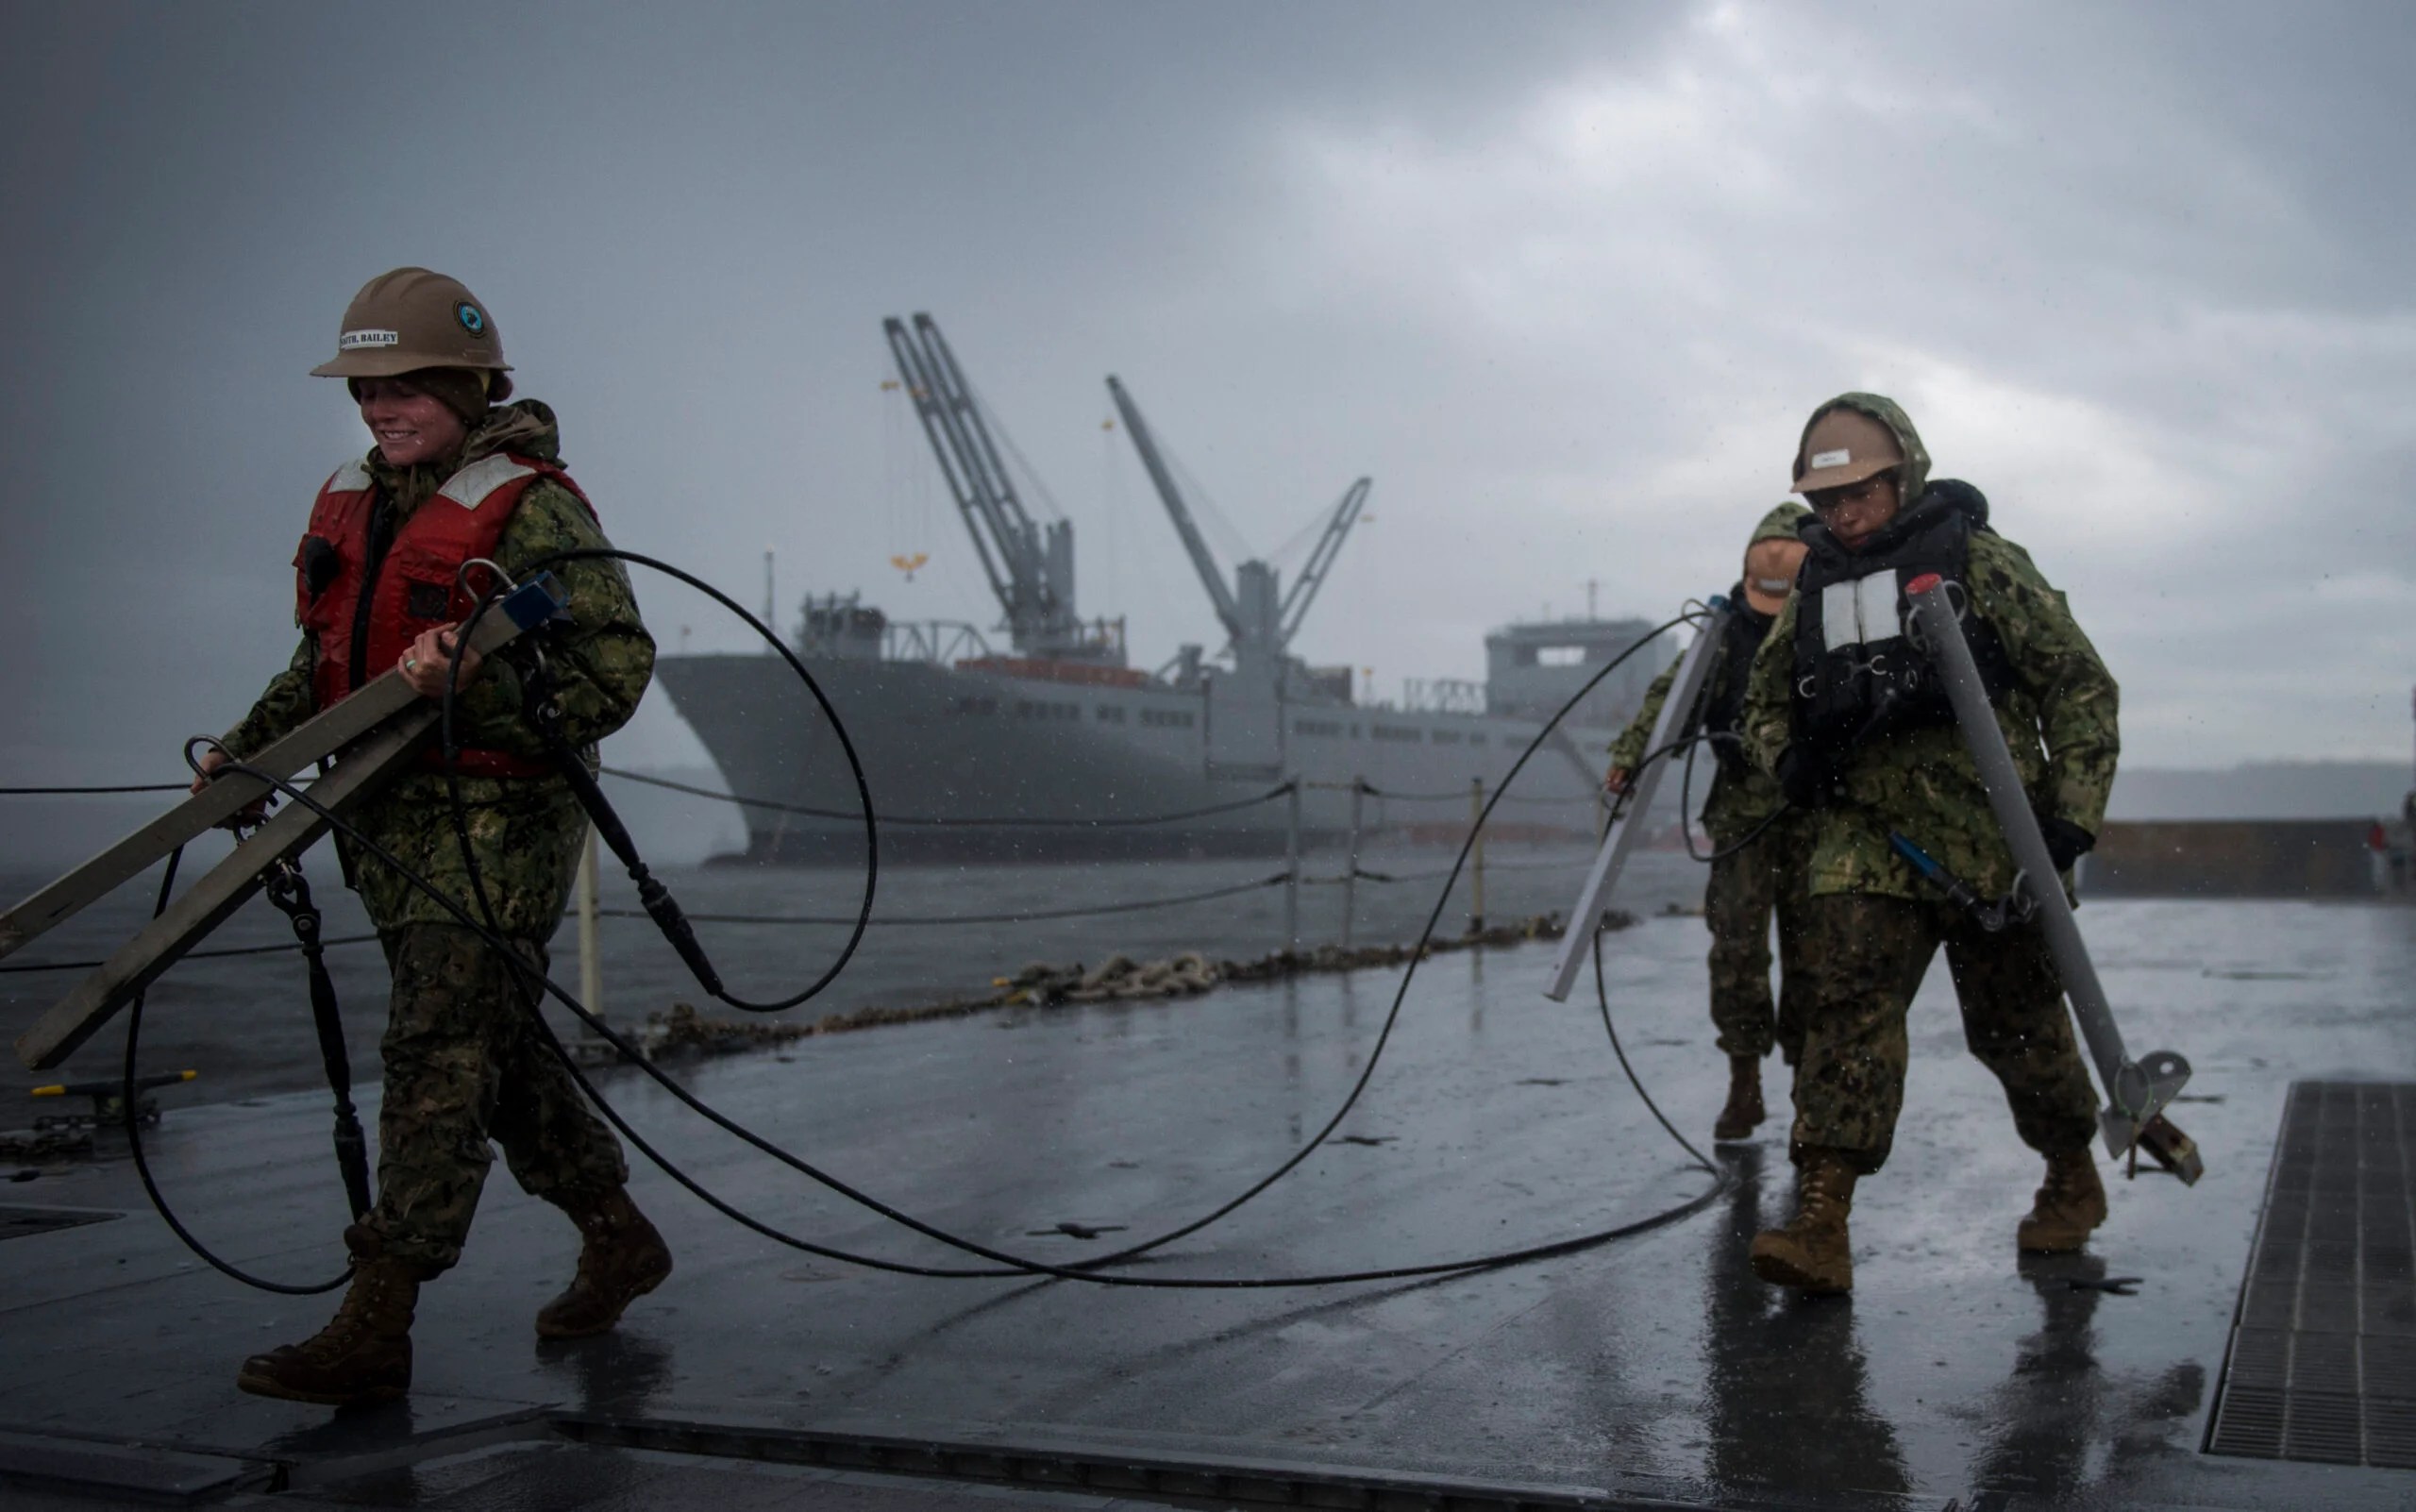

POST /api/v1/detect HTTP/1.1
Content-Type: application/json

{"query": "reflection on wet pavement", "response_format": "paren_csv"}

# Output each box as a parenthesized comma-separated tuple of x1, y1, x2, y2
(3, 898, 2414, 1508)
(1699, 1145, 1912, 1501)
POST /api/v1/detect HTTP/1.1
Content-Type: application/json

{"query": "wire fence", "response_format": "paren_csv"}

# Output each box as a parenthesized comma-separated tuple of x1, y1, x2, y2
(596, 767, 1300, 829)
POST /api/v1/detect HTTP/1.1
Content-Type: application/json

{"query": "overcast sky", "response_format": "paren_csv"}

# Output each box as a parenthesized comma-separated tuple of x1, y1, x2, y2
(4, 1, 2411, 783)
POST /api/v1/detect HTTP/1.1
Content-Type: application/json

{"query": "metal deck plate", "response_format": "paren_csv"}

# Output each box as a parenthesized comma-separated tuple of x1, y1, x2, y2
(2209, 1081, 2416, 1467)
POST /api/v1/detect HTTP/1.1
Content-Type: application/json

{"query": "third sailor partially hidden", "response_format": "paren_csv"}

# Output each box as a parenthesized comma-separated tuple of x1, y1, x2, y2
(1607, 502, 1815, 1144)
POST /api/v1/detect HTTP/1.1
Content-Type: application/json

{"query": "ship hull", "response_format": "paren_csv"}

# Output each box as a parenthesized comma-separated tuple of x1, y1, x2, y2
(653, 654, 1618, 863)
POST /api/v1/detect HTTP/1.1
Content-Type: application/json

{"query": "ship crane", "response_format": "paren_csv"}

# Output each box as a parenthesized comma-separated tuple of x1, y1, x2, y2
(1278, 477, 1371, 648)
(884, 313, 1113, 664)
(1105, 375, 1370, 694)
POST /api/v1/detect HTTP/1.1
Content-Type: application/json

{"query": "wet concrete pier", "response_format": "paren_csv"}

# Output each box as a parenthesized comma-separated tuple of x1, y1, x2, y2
(4, 896, 2414, 1509)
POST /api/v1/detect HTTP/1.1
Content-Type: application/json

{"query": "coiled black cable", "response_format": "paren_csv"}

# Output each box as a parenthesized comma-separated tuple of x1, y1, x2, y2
(128, 577, 1724, 1290)
(415, 582, 1720, 1285)
(228, 736, 1728, 1288)
(443, 548, 877, 1016)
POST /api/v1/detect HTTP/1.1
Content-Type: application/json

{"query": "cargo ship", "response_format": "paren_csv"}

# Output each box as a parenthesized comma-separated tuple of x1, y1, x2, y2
(652, 314, 1673, 861)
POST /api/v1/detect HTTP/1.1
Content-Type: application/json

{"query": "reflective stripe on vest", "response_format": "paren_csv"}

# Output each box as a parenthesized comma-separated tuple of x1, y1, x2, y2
(1819, 571, 1905, 652)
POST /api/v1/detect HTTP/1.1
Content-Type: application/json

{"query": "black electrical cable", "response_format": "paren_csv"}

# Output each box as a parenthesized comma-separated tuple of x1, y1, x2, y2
(1603, 618, 1797, 869)
(441, 548, 878, 1016)
(1674, 733, 1798, 865)
(136, 584, 1719, 1293)
(303, 590, 1709, 1285)
(228, 748, 1729, 1288)
(120, 846, 351, 1295)
(0, 781, 189, 795)
(1359, 784, 1599, 808)
(0, 932, 381, 975)
(413, 582, 1720, 1284)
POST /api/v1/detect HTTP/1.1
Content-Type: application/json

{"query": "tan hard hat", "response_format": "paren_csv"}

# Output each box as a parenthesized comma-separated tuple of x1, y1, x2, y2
(309, 267, 511, 379)
(1792, 405, 1902, 493)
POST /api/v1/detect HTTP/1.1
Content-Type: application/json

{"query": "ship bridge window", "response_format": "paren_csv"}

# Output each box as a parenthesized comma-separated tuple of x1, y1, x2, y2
(954, 697, 998, 716)
(1097, 704, 1126, 724)
(1140, 708, 1196, 729)
(1293, 718, 1344, 739)
(1536, 646, 1586, 666)
(1432, 729, 1462, 745)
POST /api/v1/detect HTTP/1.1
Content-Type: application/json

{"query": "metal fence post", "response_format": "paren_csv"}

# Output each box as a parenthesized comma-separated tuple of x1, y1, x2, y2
(1468, 777, 1486, 935)
(577, 823, 603, 1022)
(1284, 781, 1302, 952)
(1341, 778, 1365, 948)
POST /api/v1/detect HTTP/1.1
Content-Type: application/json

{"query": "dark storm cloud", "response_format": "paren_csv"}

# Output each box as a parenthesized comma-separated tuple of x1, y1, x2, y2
(1, 1, 2408, 785)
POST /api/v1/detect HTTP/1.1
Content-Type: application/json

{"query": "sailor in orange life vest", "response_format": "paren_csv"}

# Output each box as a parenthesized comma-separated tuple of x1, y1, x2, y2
(195, 268, 666, 1407)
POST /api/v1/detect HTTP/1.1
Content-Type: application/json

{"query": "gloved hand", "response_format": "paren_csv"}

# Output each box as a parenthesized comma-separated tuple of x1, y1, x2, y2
(1776, 746, 1837, 811)
(2037, 814, 2096, 872)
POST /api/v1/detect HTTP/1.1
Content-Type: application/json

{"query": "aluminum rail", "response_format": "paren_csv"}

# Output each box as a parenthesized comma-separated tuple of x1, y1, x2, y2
(1904, 571, 2198, 1174)
(1542, 600, 1729, 1002)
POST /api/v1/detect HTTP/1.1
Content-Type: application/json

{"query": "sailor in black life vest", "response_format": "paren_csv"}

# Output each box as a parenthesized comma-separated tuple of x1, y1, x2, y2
(1731, 393, 2120, 1297)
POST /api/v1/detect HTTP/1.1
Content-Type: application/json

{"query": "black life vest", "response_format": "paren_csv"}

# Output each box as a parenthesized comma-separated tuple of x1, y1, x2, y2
(1702, 589, 1775, 780)
(1787, 480, 2018, 754)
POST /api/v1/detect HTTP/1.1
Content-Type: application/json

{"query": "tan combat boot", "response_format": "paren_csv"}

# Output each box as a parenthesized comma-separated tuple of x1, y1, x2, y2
(2016, 1147, 2107, 1252)
(1748, 1149, 1857, 1295)
(237, 1225, 422, 1406)
(535, 1187, 674, 1339)
(1713, 1055, 1765, 1142)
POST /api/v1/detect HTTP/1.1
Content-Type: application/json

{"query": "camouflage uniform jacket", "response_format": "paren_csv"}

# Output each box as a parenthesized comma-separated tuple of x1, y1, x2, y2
(1736, 526, 2118, 902)
(222, 401, 654, 939)
(1608, 612, 1786, 845)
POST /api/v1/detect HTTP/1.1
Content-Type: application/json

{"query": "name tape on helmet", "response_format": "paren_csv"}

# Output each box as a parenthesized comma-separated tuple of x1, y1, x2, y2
(1808, 447, 1852, 469)
(338, 328, 401, 351)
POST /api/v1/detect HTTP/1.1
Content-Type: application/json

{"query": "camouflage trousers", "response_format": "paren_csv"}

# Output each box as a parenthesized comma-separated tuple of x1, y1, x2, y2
(1703, 813, 1817, 1063)
(362, 923, 628, 1274)
(1787, 894, 2100, 1175)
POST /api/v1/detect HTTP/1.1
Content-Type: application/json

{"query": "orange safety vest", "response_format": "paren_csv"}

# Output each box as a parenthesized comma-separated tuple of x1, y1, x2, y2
(293, 453, 593, 777)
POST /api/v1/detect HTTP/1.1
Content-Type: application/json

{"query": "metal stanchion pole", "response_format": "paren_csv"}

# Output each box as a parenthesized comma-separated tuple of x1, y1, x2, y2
(1341, 778, 1365, 948)
(1468, 777, 1486, 934)
(1284, 781, 1302, 951)
(577, 823, 603, 1024)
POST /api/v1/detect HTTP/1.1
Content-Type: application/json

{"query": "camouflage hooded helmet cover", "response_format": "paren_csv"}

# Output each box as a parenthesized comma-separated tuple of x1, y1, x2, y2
(1791, 393, 1930, 506)
(1740, 500, 1811, 613)
(310, 267, 512, 380)
(1748, 500, 1810, 547)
